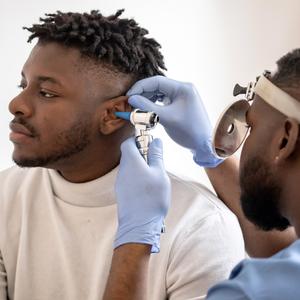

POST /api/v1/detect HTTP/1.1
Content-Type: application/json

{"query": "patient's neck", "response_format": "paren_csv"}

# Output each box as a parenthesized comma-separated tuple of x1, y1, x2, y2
(51, 141, 121, 183)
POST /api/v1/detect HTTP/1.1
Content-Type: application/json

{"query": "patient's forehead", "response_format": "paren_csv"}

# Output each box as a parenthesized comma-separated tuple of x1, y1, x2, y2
(28, 41, 134, 99)
(23, 42, 83, 81)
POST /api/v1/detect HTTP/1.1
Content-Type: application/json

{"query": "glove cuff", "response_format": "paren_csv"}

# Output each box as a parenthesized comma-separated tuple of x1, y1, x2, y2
(192, 139, 224, 168)
(114, 217, 165, 253)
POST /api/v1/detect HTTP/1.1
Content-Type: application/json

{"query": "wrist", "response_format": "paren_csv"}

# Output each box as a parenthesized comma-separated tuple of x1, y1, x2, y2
(114, 217, 165, 253)
(192, 139, 224, 168)
(114, 243, 152, 255)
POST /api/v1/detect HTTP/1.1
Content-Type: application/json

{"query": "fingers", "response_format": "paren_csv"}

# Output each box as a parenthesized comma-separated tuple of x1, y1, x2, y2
(128, 95, 163, 115)
(127, 75, 179, 99)
(120, 137, 145, 164)
(148, 138, 165, 169)
(120, 137, 166, 171)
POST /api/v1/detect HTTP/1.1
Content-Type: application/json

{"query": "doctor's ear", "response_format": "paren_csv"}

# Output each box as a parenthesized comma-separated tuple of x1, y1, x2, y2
(274, 118, 299, 164)
(98, 96, 132, 135)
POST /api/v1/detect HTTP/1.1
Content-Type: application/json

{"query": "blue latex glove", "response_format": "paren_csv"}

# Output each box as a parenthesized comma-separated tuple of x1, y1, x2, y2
(114, 137, 171, 253)
(127, 76, 224, 168)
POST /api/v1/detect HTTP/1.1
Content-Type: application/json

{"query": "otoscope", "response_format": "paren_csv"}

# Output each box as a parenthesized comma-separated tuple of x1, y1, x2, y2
(115, 109, 159, 163)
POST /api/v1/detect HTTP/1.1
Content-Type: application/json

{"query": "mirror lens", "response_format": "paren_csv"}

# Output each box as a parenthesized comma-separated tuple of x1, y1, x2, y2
(213, 100, 250, 158)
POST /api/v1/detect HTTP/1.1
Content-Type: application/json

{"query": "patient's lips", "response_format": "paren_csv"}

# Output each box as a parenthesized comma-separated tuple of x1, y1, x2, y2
(9, 122, 35, 143)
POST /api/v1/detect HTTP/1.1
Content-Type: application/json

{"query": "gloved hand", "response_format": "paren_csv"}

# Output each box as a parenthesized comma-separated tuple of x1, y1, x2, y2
(127, 76, 224, 168)
(114, 137, 171, 253)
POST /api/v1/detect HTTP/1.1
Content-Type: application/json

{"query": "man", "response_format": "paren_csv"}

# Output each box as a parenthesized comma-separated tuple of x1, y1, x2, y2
(0, 10, 245, 300)
(106, 49, 300, 299)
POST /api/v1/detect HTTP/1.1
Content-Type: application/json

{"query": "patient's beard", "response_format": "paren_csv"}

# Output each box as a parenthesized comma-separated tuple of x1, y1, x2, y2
(13, 119, 91, 168)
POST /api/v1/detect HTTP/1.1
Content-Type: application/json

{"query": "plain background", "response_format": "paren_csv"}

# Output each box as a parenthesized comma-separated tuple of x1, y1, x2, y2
(1, 0, 300, 189)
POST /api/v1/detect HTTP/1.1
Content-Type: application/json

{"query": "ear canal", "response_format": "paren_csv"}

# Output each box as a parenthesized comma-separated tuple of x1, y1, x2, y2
(280, 137, 288, 149)
(99, 96, 132, 135)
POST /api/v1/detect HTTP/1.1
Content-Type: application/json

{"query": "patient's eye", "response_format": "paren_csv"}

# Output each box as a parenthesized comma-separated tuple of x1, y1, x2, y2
(39, 90, 57, 99)
(17, 81, 27, 90)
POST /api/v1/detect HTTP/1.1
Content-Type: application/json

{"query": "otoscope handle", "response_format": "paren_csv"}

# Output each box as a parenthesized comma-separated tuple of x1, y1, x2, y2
(135, 133, 153, 164)
(115, 110, 159, 163)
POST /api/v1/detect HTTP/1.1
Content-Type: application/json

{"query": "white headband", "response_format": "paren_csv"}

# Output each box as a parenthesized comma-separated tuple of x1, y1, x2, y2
(255, 75, 300, 123)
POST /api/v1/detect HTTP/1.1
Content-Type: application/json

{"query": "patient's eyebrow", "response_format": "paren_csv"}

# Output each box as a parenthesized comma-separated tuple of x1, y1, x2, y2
(21, 71, 64, 87)
(37, 76, 64, 87)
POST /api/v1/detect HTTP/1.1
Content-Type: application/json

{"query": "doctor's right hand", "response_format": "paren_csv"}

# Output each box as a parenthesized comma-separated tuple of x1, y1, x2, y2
(127, 76, 224, 168)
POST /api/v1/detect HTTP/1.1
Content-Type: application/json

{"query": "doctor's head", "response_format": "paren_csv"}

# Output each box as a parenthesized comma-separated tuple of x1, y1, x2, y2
(8, 10, 166, 179)
(239, 49, 300, 232)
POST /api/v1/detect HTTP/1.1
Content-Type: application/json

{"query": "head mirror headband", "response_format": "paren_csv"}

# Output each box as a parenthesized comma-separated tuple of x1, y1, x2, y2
(212, 71, 300, 158)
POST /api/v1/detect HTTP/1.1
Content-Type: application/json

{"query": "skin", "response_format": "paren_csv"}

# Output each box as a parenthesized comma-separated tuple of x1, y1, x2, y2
(205, 156, 296, 257)
(240, 91, 300, 236)
(103, 244, 151, 300)
(207, 90, 300, 258)
(9, 41, 300, 298)
(207, 92, 297, 256)
(8, 41, 148, 299)
(105, 87, 300, 299)
(9, 42, 133, 183)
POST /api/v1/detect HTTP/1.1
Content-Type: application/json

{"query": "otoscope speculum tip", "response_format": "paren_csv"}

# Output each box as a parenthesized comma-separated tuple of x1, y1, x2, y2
(114, 111, 131, 121)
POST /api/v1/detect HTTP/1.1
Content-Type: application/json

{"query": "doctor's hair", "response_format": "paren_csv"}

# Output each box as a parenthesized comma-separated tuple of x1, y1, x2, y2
(272, 48, 300, 89)
(23, 9, 166, 79)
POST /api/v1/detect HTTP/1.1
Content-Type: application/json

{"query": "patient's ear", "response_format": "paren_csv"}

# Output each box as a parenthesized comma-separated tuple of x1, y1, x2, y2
(98, 96, 132, 135)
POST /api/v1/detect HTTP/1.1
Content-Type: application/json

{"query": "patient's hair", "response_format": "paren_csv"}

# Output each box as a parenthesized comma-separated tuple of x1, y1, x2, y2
(23, 9, 166, 79)
(271, 48, 300, 89)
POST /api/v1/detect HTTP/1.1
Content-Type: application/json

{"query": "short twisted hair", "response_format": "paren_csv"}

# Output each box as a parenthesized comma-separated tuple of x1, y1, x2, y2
(272, 48, 300, 89)
(24, 9, 166, 79)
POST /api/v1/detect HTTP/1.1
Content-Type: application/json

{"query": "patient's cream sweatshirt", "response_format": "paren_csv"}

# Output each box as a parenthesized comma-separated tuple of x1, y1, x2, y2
(0, 166, 244, 300)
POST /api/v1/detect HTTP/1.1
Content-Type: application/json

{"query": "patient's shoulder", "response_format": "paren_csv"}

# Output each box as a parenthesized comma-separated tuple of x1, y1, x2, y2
(0, 165, 34, 189)
(0, 166, 44, 207)
(167, 172, 232, 216)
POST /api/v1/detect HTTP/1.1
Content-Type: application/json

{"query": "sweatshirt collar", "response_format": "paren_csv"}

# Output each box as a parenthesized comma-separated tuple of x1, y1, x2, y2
(47, 167, 118, 207)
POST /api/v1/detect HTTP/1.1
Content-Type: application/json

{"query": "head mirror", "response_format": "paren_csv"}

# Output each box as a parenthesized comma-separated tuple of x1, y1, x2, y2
(213, 72, 300, 159)
(213, 100, 250, 158)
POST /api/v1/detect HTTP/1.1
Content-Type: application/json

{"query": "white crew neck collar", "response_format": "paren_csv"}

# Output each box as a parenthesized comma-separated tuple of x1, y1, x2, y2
(47, 167, 118, 207)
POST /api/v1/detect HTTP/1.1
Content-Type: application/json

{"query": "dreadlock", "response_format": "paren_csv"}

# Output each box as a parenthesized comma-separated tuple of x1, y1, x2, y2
(271, 48, 300, 89)
(23, 9, 166, 79)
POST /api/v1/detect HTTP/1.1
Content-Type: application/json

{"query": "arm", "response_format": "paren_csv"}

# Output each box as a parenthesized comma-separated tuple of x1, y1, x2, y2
(205, 156, 296, 257)
(0, 250, 8, 300)
(103, 244, 151, 300)
(104, 137, 170, 299)
(127, 76, 297, 258)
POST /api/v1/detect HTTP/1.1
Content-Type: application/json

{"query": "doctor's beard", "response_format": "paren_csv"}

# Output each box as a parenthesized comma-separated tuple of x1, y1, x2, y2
(239, 156, 290, 231)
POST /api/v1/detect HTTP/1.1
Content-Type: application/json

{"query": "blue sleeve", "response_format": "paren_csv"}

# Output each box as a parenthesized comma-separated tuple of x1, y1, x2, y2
(207, 240, 300, 300)
(206, 261, 250, 300)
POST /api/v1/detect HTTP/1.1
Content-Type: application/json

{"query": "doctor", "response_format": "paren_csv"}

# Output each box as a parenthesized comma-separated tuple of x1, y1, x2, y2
(104, 49, 300, 300)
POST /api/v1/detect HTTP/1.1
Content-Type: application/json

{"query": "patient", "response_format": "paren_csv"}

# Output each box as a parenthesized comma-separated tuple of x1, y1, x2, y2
(0, 10, 245, 300)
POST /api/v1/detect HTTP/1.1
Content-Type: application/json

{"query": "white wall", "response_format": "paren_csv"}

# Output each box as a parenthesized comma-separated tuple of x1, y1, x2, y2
(1, 0, 300, 189)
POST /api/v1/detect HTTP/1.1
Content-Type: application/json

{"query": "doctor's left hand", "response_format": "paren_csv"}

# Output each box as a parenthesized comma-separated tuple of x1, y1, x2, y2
(114, 137, 171, 253)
